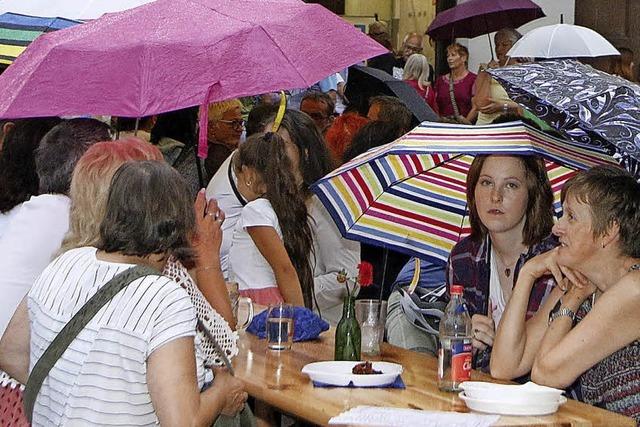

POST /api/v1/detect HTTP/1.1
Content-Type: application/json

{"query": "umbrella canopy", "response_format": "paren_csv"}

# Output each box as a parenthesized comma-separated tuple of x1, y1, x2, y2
(489, 59, 640, 176)
(311, 121, 618, 264)
(0, 13, 79, 65)
(0, 0, 386, 120)
(344, 65, 438, 127)
(507, 24, 619, 58)
(426, 0, 544, 40)
(0, 0, 155, 20)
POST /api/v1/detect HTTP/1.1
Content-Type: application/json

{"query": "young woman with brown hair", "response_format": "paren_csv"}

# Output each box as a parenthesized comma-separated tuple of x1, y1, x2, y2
(385, 152, 558, 371)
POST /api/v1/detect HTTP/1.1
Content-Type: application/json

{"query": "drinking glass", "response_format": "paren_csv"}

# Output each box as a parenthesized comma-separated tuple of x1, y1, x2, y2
(225, 281, 254, 329)
(267, 303, 295, 350)
(355, 299, 388, 357)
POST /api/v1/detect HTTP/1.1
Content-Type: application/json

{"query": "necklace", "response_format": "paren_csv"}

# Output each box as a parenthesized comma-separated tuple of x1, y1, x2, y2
(493, 249, 519, 278)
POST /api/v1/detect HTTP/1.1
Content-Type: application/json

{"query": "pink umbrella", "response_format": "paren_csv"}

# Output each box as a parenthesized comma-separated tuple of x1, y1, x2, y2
(0, 0, 386, 154)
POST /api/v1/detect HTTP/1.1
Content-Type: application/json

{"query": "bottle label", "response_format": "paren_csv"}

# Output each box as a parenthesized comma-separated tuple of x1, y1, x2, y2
(450, 340, 472, 382)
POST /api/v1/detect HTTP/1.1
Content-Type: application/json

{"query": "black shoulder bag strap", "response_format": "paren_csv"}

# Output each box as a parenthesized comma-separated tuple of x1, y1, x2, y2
(228, 153, 247, 207)
(23, 265, 160, 422)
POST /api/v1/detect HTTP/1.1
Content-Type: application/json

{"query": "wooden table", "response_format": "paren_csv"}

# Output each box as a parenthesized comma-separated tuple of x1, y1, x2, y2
(233, 328, 634, 426)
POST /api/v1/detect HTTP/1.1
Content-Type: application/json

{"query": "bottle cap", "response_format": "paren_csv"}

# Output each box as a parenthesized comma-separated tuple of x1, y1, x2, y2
(450, 285, 464, 295)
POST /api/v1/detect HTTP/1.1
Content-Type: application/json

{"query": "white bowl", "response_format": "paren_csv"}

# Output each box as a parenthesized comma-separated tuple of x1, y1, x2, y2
(301, 361, 403, 387)
(459, 381, 564, 405)
(459, 391, 567, 416)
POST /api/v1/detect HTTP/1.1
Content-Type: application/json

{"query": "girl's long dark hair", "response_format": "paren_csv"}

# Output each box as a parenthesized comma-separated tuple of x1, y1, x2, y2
(236, 132, 315, 308)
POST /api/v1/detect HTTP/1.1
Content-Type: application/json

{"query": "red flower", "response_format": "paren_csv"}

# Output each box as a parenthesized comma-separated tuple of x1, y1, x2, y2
(357, 262, 374, 287)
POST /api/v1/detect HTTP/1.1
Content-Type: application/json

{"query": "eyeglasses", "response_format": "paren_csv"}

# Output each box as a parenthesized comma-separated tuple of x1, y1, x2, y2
(404, 44, 423, 53)
(369, 31, 387, 37)
(218, 119, 245, 129)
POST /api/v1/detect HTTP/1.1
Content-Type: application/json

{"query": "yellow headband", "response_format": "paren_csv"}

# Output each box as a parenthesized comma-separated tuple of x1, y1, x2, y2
(271, 91, 287, 132)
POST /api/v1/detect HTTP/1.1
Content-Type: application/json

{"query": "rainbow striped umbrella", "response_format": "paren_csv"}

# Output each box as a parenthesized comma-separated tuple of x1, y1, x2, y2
(0, 13, 80, 65)
(311, 121, 617, 264)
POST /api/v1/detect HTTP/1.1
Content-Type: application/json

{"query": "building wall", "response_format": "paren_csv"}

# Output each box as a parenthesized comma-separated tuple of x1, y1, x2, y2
(345, 0, 437, 64)
(345, 0, 392, 21)
(394, 0, 437, 64)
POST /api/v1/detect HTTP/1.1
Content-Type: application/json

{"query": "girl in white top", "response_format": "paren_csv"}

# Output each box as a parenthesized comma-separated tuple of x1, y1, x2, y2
(228, 132, 314, 307)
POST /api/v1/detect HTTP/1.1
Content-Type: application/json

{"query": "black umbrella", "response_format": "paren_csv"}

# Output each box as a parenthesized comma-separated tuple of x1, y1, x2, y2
(345, 65, 438, 127)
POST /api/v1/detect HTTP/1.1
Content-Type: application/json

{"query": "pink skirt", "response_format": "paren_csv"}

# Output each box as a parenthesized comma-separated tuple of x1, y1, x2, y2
(240, 287, 284, 306)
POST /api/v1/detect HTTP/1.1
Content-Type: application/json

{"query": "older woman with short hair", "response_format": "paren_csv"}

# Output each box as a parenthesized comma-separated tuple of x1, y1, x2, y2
(205, 98, 244, 178)
(474, 28, 525, 125)
(434, 43, 477, 122)
(60, 137, 237, 354)
(492, 165, 640, 422)
(0, 161, 246, 426)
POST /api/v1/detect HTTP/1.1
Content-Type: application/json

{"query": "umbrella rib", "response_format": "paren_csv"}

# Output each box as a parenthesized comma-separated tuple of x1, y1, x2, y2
(347, 152, 463, 235)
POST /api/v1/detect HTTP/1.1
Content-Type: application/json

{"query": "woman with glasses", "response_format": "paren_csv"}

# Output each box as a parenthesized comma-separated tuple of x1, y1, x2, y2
(204, 99, 244, 178)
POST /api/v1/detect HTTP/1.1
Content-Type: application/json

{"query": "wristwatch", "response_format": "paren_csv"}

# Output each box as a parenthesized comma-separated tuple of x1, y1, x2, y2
(548, 298, 576, 325)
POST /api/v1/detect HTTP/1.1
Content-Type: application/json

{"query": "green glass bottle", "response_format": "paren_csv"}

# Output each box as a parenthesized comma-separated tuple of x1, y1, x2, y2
(334, 295, 361, 361)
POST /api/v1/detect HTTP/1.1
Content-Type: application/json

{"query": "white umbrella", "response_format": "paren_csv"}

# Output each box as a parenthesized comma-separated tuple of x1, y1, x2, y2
(507, 24, 620, 58)
(0, 0, 155, 20)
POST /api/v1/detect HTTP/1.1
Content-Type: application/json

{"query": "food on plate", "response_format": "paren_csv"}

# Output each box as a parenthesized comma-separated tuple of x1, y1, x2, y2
(352, 361, 382, 375)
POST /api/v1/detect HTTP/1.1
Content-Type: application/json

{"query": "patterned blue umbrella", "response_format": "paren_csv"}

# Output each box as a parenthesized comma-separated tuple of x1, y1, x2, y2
(489, 59, 640, 177)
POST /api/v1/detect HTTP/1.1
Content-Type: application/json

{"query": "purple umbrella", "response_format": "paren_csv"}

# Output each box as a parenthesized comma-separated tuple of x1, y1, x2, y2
(426, 0, 545, 57)
(0, 0, 386, 154)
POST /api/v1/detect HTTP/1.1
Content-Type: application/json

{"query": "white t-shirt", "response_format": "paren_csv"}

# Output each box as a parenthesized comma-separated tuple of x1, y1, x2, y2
(206, 152, 245, 278)
(28, 247, 206, 426)
(0, 203, 23, 239)
(0, 194, 70, 336)
(228, 198, 281, 291)
(489, 248, 507, 327)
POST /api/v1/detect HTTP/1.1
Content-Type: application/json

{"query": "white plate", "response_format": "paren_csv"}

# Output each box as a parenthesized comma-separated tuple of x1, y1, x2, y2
(459, 391, 567, 416)
(301, 361, 403, 387)
(459, 381, 564, 404)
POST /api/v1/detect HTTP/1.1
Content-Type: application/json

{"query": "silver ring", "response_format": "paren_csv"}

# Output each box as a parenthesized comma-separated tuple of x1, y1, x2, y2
(207, 212, 215, 217)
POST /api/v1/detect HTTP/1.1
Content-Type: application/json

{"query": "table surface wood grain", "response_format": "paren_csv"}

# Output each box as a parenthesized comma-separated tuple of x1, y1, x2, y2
(233, 326, 635, 426)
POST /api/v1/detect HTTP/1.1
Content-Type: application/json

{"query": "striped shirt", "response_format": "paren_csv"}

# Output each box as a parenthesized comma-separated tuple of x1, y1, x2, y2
(28, 247, 206, 426)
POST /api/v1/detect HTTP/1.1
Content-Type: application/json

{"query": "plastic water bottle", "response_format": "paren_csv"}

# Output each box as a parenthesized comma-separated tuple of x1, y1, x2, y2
(438, 284, 472, 392)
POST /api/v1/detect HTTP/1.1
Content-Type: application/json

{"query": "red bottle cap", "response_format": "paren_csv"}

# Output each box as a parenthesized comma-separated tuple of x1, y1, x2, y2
(451, 285, 464, 295)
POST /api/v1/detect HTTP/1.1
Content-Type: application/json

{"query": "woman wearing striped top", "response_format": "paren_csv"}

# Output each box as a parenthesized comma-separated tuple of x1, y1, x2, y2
(0, 161, 247, 426)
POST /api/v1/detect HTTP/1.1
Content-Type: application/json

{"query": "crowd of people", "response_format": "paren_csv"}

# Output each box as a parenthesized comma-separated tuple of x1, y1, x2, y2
(0, 18, 638, 427)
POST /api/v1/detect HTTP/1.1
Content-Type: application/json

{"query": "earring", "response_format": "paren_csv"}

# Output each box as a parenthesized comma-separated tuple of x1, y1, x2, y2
(246, 180, 252, 187)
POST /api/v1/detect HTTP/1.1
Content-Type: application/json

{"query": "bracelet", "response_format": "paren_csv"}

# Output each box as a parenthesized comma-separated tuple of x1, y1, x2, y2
(502, 103, 509, 113)
(548, 298, 576, 325)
